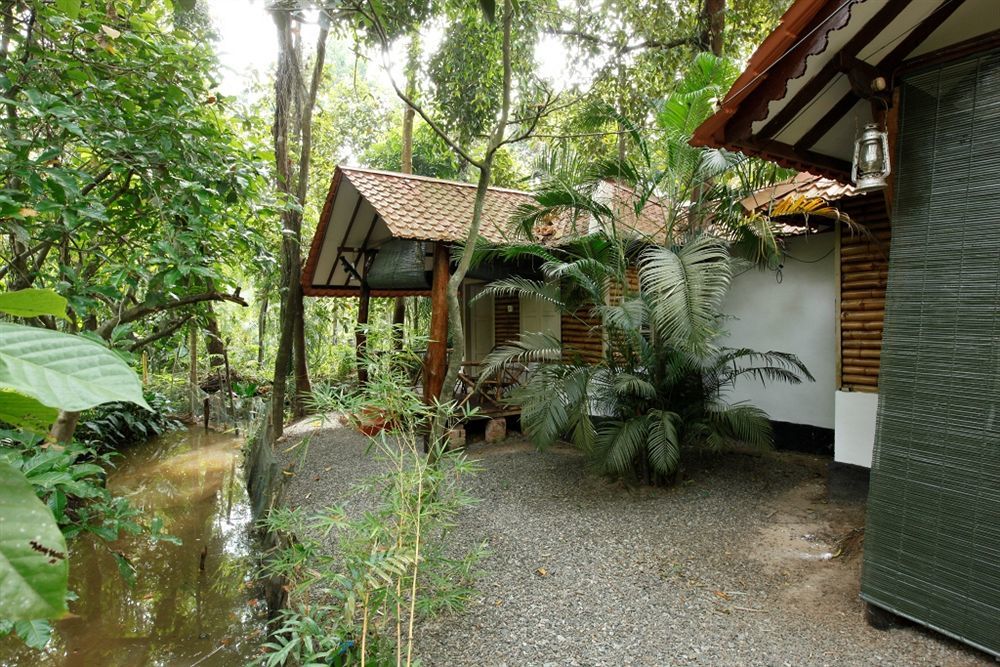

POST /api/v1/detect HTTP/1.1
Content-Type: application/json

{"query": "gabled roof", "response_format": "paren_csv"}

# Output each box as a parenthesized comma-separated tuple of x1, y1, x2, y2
(691, 0, 1000, 180)
(340, 167, 534, 245)
(302, 166, 669, 297)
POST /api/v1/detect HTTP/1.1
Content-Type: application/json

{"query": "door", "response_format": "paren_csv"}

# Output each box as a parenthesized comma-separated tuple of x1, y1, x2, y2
(464, 284, 494, 365)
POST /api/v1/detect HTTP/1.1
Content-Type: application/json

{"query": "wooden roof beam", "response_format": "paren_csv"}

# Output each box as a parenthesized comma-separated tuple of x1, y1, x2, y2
(722, 0, 858, 144)
(796, 0, 968, 151)
(756, 0, 911, 141)
(743, 137, 853, 177)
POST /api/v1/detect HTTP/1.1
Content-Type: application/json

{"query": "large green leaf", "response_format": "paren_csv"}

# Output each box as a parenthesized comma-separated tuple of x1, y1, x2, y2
(53, 0, 81, 19)
(0, 323, 150, 412)
(0, 390, 58, 433)
(0, 289, 68, 320)
(0, 462, 68, 620)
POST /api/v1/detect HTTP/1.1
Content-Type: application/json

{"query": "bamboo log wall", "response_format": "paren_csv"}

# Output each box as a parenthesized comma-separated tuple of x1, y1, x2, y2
(493, 294, 520, 346)
(838, 192, 891, 393)
(561, 307, 603, 363)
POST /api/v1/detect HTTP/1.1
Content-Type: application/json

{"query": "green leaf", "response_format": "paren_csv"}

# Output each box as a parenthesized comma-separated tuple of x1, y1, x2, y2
(13, 619, 52, 649)
(0, 462, 69, 620)
(0, 289, 68, 320)
(0, 390, 58, 433)
(53, 0, 81, 19)
(0, 323, 150, 413)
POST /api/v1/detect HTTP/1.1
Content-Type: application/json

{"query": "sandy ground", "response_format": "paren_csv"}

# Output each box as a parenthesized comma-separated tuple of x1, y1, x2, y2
(274, 417, 996, 667)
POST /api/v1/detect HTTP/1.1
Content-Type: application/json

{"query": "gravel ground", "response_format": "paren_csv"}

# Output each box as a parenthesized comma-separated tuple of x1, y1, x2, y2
(276, 417, 995, 667)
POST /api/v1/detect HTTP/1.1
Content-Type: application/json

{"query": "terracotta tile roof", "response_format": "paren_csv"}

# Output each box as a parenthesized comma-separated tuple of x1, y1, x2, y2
(341, 167, 531, 245)
(341, 167, 668, 245)
(741, 172, 857, 212)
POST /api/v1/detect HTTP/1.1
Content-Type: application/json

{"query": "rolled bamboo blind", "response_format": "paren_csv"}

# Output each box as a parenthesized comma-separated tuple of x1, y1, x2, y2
(860, 53, 1000, 657)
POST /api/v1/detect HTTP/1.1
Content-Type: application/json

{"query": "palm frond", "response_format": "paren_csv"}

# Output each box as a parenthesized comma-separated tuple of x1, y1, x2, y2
(475, 277, 563, 308)
(595, 417, 650, 475)
(480, 332, 562, 379)
(612, 372, 656, 401)
(640, 235, 731, 353)
(647, 409, 681, 475)
(704, 403, 773, 450)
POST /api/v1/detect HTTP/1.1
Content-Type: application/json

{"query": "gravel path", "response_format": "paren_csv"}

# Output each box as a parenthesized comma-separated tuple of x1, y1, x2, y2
(276, 417, 994, 667)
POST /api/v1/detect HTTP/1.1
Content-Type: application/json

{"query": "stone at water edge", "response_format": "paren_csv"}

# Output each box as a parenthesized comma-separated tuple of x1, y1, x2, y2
(485, 418, 506, 443)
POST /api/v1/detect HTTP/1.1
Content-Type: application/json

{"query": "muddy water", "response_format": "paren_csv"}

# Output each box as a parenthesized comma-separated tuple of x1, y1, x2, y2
(0, 428, 267, 666)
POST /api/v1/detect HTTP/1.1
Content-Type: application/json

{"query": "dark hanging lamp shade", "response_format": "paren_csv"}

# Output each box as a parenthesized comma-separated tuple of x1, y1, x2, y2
(366, 239, 430, 290)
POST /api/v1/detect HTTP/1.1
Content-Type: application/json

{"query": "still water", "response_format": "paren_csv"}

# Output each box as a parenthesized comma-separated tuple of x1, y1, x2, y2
(1, 427, 267, 666)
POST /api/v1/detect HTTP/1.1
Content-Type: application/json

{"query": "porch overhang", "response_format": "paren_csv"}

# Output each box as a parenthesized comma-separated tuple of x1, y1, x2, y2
(301, 166, 538, 297)
(690, 0, 1000, 181)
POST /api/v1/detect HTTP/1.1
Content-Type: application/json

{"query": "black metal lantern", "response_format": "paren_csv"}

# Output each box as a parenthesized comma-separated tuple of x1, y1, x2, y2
(851, 122, 890, 193)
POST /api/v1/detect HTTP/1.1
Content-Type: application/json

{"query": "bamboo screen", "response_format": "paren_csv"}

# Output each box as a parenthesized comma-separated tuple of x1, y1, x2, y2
(838, 193, 890, 392)
(860, 53, 1000, 657)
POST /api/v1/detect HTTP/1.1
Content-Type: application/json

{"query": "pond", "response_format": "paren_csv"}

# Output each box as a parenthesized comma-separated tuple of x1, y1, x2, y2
(0, 427, 268, 666)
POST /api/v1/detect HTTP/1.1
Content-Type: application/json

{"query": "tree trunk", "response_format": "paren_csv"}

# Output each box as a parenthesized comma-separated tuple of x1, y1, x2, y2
(292, 285, 311, 417)
(268, 10, 329, 437)
(257, 289, 268, 370)
(205, 306, 225, 371)
(49, 410, 80, 444)
(392, 297, 406, 350)
(189, 324, 199, 418)
(700, 0, 725, 55)
(268, 8, 297, 438)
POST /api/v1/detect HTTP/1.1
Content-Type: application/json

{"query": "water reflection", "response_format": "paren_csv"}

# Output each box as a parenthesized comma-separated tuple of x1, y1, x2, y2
(0, 428, 267, 666)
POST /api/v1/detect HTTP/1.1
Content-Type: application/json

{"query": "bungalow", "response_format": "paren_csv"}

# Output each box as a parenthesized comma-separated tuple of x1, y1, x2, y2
(692, 0, 1000, 656)
(301, 166, 665, 410)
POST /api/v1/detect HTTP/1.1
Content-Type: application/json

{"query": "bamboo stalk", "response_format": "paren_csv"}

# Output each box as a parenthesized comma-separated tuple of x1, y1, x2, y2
(844, 383, 879, 393)
(841, 298, 886, 310)
(843, 373, 878, 385)
(841, 310, 885, 322)
(842, 330, 883, 340)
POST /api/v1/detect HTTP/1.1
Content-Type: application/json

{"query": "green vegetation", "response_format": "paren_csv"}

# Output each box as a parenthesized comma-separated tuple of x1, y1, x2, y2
(1, 0, 826, 660)
(257, 355, 482, 666)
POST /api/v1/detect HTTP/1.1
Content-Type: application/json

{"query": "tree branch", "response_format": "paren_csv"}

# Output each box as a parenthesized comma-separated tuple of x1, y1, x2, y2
(127, 314, 194, 351)
(95, 291, 248, 340)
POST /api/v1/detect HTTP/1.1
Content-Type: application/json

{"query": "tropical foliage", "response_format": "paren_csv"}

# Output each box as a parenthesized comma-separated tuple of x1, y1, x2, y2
(257, 352, 483, 666)
(0, 288, 148, 644)
(478, 55, 818, 482)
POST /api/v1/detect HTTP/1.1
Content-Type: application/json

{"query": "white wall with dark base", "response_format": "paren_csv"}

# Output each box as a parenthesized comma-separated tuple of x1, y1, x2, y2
(720, 233, 836, 430)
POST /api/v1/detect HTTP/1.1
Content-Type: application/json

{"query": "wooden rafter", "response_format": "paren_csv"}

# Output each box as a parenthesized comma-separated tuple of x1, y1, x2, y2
(757, 0, 911, 141)
(724, 0, 857, 143)
(797, 0, 968, 150)
(346, 213, 379, 286)
(324, 192, 362, 286)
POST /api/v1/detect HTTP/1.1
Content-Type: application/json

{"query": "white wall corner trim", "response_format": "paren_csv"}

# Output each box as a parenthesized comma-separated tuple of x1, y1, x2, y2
(834, 390, 879, 468)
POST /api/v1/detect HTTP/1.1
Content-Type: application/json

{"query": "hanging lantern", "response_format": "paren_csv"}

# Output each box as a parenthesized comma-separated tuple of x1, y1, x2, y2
(851, 122, 890, 193)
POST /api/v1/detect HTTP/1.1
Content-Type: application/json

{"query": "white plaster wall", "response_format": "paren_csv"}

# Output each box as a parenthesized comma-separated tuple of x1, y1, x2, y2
(834, 391, 879, 468)
(720, 233, 836, 429)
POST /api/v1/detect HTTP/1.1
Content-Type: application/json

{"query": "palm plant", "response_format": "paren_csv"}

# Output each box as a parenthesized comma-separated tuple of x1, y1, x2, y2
(476, 53, 822, 483)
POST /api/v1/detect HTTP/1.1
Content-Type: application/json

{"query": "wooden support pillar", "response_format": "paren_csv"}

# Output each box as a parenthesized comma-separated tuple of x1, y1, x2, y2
(356, 252, 372, 386)
(424, 242, 450, 404)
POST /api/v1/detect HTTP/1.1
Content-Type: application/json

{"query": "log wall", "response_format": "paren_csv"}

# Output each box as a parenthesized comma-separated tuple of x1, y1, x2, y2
(838, 193, 891, 393)
(493, 294, 520, 346)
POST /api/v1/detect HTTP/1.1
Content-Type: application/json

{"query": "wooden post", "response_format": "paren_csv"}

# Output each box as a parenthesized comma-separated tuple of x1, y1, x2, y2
(424, 243, 450, 404)
(356, 253, 372, 386)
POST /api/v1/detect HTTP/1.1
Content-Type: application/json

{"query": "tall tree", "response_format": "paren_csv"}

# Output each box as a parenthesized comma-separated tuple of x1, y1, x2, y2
(269, 6, 329, 434)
